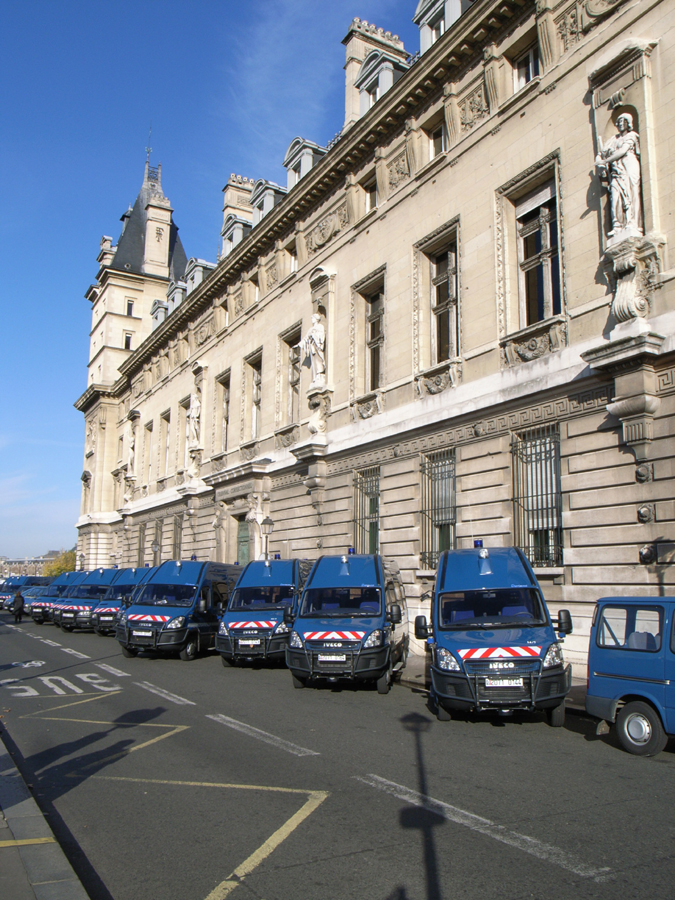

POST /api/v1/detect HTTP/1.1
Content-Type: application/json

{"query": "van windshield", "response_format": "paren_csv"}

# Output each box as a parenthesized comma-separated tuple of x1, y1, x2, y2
(133, 584, 197, 608)
(437, 589, 546, 629)
(65, 585, 111, 601)
(102, 584, 139, 603)
(229, 585, 294, 611)
(299, 587, 381, 617)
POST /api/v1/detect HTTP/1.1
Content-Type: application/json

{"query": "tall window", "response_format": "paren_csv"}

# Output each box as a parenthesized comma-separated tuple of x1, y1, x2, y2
(420, 449, 456, 569)
(516, 181, 561, 326)
(512, 424, 562, 567)
(126, 299, 134, 317)
(354, 466, 380, 554)
(284, 331, 302, 425)
(514, 45, 540, 91)
(172, 514, 183, 561)
(430, 13, 445, 44)
(124, 333, 132, 350)
(429, 124, 445, 160)
(217, 373, 230, 452)
(364, 177, 377, 214)
(160, 412, 171, 476)
(237, 517, 250, 566)
(180, 399, 190, 469)
(144, 423, 153, 484)
(431, 243, 458, 363)
(137, 523, 146, 567)
(249, 356, 262, 439)
(366, 291, 384, 392)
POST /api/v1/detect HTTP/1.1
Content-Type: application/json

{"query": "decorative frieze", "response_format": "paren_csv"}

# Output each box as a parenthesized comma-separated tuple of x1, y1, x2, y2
(350, 391, 382, 421)
(387, 149, 409, 190)
(240, 441, 259, 462)
(459, 83, 489, 133)
(306, 202, 349, 255)
(500, 316, 567, 368)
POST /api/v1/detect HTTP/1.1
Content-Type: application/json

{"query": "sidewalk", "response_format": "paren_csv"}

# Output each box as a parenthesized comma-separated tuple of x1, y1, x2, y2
(0, 738, 89, 900)
(399, 651, 588, 712)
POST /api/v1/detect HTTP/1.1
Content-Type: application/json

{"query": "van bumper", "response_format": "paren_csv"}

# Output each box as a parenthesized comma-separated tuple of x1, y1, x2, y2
(431, 663, 571, 712)
(116, 625, 192, 652)
(285, 645, 390, 681)
(585, 694, 618, 722)
(215, 633, 287, 661)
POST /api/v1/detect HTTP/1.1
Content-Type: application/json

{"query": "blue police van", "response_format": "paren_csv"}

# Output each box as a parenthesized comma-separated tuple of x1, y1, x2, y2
(216, 558, 312, 666)
(586, 596, 675, 756)
(91, 566, 156, 635)
(56, 568, 124, 631)
(33, 571, 88, 624)
(284, 552, 408, 693)
(415, 546, 572, 725)
(116, 560, 240, 660)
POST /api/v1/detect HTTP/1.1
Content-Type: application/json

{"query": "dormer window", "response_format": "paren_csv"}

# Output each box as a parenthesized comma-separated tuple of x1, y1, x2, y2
(415, 1, 468, 55)
(514, 45, 540, 91)
(250, 180, 287, 226)
(367, 82, 379, 109)
(355, 49, 409, 118)
(430, 13, 445, 44)
(283, 138, 327, 190)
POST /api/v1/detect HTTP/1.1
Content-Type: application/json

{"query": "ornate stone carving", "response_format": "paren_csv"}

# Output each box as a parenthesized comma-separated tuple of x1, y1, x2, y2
(387, 150, 409, 190)
(307, 389, 332, 435)
(266, 261, 278, 288)
(635, 463, 654, 483)
(637, 503, 655, 524)
(234, 290, 244, 316)
(275, 425, 299, 449)
(195, 315, 214, 346)
(351, 392, 382, 421)
(501, 317, 567, 368)
(595, 114, 642, 239)
(556, 5, 581, 53)
(460, 84, 489, 133)
(240, 441, 259, 462)
(306, 203, 349, 255)
(415, 361, 462, 397)
(300, 314, 326, 389)
(603, 235, 664, 323)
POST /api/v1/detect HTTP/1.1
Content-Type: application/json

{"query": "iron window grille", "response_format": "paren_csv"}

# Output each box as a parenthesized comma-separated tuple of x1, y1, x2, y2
(420, 449, 456, 569)
(512, 424, 563, 567)
(354, 466, 380, 554)
(172, 514, 183, 561)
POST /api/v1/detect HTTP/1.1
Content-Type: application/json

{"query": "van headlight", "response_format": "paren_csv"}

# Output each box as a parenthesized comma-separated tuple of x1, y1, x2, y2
(81, 609, 91, 617)
(218, 621, 229, 636)
(119, 612, 127, 624)
(289, 631, 303, 649)
(166, 616, 186, 630)
(436, 648, 461, 671)
(274, 621, 290, 635)
(363, 629, 383, 648)
(543, 643, 564, 668)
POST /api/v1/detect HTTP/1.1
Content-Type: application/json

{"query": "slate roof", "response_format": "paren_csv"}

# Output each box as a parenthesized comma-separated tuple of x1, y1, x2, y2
(110, 161, 187, 282)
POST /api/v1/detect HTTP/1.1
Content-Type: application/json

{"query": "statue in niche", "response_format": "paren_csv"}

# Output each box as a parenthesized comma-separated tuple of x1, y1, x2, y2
(125, 421, 136, 475)
(188, 393, 202, 447)
(299, 313, 326, 388)
(595, 113, 643, 238)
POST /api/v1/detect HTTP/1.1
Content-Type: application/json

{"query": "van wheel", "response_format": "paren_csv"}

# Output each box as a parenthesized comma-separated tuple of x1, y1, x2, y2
(121, 645, 137, 658)
(546, 701, 566, 728)
(292, 674, 306, 689)
(179, 637, 199, 661)
(376, 666, 392, 695)
(616, 701, 668, 757)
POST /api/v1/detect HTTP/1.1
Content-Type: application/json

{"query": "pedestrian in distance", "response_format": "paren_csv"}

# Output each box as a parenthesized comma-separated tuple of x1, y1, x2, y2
(13, 590, 24, 624)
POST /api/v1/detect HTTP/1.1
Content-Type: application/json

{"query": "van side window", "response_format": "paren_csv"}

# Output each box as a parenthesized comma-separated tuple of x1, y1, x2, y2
(597, 606, 663, 652)
(212, 582, 230, 611)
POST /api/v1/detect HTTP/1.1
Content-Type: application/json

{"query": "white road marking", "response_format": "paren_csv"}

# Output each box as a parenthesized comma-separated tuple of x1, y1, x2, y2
(0, 678, 39, 698)
(41, 640, 61, 647)
(356, 774, 612, 882)
(61, 648, 90, 659)
(11, 661, 45, 668)
(38, 675, 84, 695)
(96, 663, 130, 677)
(76, 673, 120, 692)
(206, 714, 320, 758)
(135, 681, 196, 706)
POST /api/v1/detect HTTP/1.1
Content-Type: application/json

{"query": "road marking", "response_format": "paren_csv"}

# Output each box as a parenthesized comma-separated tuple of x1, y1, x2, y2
(135, 681, 195, 706)
(204, 791, 328, 899)
(0, 837, 57, 848)
(61, 648, 90, 659)
(38, 676, 83, 695)
(21, 692, 121, 715)
(206, 714, 319, 758)
(41, 640, 62, 647)
(96, 663, 130, 677)
(92, 776, 318, 794)
(11, 660, 45, 668)
(356, 775, 612, 882)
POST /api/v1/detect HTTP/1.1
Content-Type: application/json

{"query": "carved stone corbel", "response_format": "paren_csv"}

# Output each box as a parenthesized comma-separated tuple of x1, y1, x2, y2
(307, 388, 332, 435)
(606, 393, 660, 463)
(603, 234, 665, 324)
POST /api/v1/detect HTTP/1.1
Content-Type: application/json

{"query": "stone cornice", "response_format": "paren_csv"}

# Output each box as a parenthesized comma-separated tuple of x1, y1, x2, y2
(116, 0, 532, 383)
(74, 383, 117, 413)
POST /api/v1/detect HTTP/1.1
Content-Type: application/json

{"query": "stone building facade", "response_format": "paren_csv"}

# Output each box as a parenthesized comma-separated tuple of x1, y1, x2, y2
(75, 0, 675, 674)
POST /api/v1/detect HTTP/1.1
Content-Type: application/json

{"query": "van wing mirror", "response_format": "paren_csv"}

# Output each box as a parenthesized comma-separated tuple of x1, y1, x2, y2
(283, 605, 294, 626)
(198, 597, 207, 614)
(557, 609, 573, 634)
(414, 615, 428, 640)
(388, 603, 402, 625)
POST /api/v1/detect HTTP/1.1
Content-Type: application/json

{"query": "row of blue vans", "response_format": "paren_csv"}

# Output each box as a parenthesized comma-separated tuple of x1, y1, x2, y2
(14, 546, 674, 756)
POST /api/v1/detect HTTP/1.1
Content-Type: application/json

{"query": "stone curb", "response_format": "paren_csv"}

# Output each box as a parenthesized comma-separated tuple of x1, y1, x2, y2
(0, 738, 89, 900)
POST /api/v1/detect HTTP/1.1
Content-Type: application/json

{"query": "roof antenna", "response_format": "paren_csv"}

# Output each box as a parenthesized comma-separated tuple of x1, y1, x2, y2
(145, 124, 152, 163)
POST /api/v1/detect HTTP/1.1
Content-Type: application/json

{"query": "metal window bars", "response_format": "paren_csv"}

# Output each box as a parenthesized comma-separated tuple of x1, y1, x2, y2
(354, 466, 380, 555)
(512, 425, 563, 567)
(420, 449, 456, 569)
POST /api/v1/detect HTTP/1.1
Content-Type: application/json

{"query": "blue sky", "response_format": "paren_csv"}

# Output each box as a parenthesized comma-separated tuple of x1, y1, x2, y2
(0, 0, 420, 557)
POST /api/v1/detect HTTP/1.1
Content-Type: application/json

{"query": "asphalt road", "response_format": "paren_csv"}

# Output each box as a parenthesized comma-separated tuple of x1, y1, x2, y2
(1, 611, 674, 900)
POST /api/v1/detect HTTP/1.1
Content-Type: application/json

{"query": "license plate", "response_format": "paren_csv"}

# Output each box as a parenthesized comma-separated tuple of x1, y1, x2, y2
(132, 630, 152, 637)
(485, 677, 523, 688)
(62, 613, 74, 618)
(239, 639, 261, 646)
(100, 616, 113, 622)
(318, 653, 346, 662)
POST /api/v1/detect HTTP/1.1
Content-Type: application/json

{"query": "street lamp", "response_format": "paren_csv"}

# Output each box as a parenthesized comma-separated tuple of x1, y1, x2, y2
(260, 516, 274, 560)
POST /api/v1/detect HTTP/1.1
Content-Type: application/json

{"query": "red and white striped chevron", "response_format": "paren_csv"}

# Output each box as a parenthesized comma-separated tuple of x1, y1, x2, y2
(458, 646, 542, 659)
(303, 631, 366, 641)
(229, 621, 275, 629)
(95, 607, 119, 614)
(62, 606, 90, 612)
(128, 614, 172, 623)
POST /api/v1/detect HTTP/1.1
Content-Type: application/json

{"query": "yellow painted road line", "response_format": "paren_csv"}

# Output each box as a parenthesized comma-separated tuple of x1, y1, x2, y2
(204, 790, 329, 900)
(0, 837, 56, 848)
(78, 724, 190, 769)
(20, 692, 122, 716)
(91, 775, 315, 795)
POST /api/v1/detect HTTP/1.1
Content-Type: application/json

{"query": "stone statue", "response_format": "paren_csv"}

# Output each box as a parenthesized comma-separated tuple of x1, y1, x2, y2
(125, 421, 136, 475)
(300, 314, 326, 388)
(595, 113, 643, 238)
(188, 393, 201, 447)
